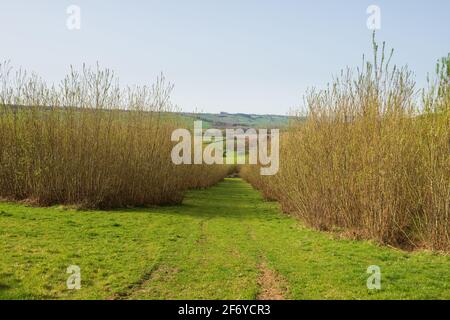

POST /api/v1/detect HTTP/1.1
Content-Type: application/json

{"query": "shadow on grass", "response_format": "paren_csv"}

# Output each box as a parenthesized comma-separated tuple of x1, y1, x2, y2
(110, 178, 276, 220)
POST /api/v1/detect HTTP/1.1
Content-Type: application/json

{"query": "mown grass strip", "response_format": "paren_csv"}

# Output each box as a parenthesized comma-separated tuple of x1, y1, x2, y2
(0, 179, 449, 299)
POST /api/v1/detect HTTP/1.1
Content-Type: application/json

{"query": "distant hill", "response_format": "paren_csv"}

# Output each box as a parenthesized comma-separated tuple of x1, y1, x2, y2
(3, 105, 298, 129)
(182, 112, 296, 129)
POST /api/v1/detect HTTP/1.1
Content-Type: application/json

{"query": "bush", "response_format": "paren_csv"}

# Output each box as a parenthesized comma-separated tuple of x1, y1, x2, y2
(0, 63, 230, 209)
(241, 37, 449, 251)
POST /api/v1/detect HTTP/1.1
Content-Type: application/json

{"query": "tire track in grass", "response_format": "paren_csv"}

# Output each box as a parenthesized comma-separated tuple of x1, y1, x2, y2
(64, 178, 450, 300)
(126, 183, 262, 299)
(6, 178, 442, 299)
(256, 261, 289, 300)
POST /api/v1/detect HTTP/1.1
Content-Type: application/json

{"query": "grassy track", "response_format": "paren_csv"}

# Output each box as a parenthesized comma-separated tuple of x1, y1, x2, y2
(0, 178, 449, 299)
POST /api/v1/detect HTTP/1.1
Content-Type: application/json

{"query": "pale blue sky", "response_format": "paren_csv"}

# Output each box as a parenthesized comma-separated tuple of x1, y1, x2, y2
(1, 0, 449, 115)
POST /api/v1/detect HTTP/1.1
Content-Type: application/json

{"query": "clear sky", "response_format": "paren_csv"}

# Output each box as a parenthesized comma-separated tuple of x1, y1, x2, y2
(1, 0, 449, 115)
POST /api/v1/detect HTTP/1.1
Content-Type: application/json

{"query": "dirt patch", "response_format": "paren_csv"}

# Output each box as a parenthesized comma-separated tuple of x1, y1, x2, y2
(196, 219, 209, 244)
(257, 261, 288, 300)
(146, 265, 179, 282)
(110, 265, 179, 300)
(245, 223, 256, 241)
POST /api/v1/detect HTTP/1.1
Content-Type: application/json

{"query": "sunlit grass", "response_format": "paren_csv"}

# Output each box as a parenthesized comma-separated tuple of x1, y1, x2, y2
(0, 179, 448, 299)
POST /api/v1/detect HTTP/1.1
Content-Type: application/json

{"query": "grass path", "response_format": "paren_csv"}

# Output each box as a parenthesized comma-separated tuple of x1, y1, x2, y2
(0, 178, 449, 299)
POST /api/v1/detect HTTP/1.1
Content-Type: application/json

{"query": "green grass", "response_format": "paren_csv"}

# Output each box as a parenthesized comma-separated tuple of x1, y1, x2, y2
(0, 178, 449, 299)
